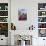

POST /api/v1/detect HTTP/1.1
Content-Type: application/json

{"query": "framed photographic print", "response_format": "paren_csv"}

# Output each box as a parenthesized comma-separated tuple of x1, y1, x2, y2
(18, 9, 27, 21)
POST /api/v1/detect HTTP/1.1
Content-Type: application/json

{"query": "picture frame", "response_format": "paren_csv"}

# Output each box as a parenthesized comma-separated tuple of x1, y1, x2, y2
(18, 9, 27, 21)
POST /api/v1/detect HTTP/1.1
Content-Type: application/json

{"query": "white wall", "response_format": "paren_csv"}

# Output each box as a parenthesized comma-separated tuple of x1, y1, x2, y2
(11, 0, 38, 45)
(11, 0, 46, 46)
(11, 0, 38, 30)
